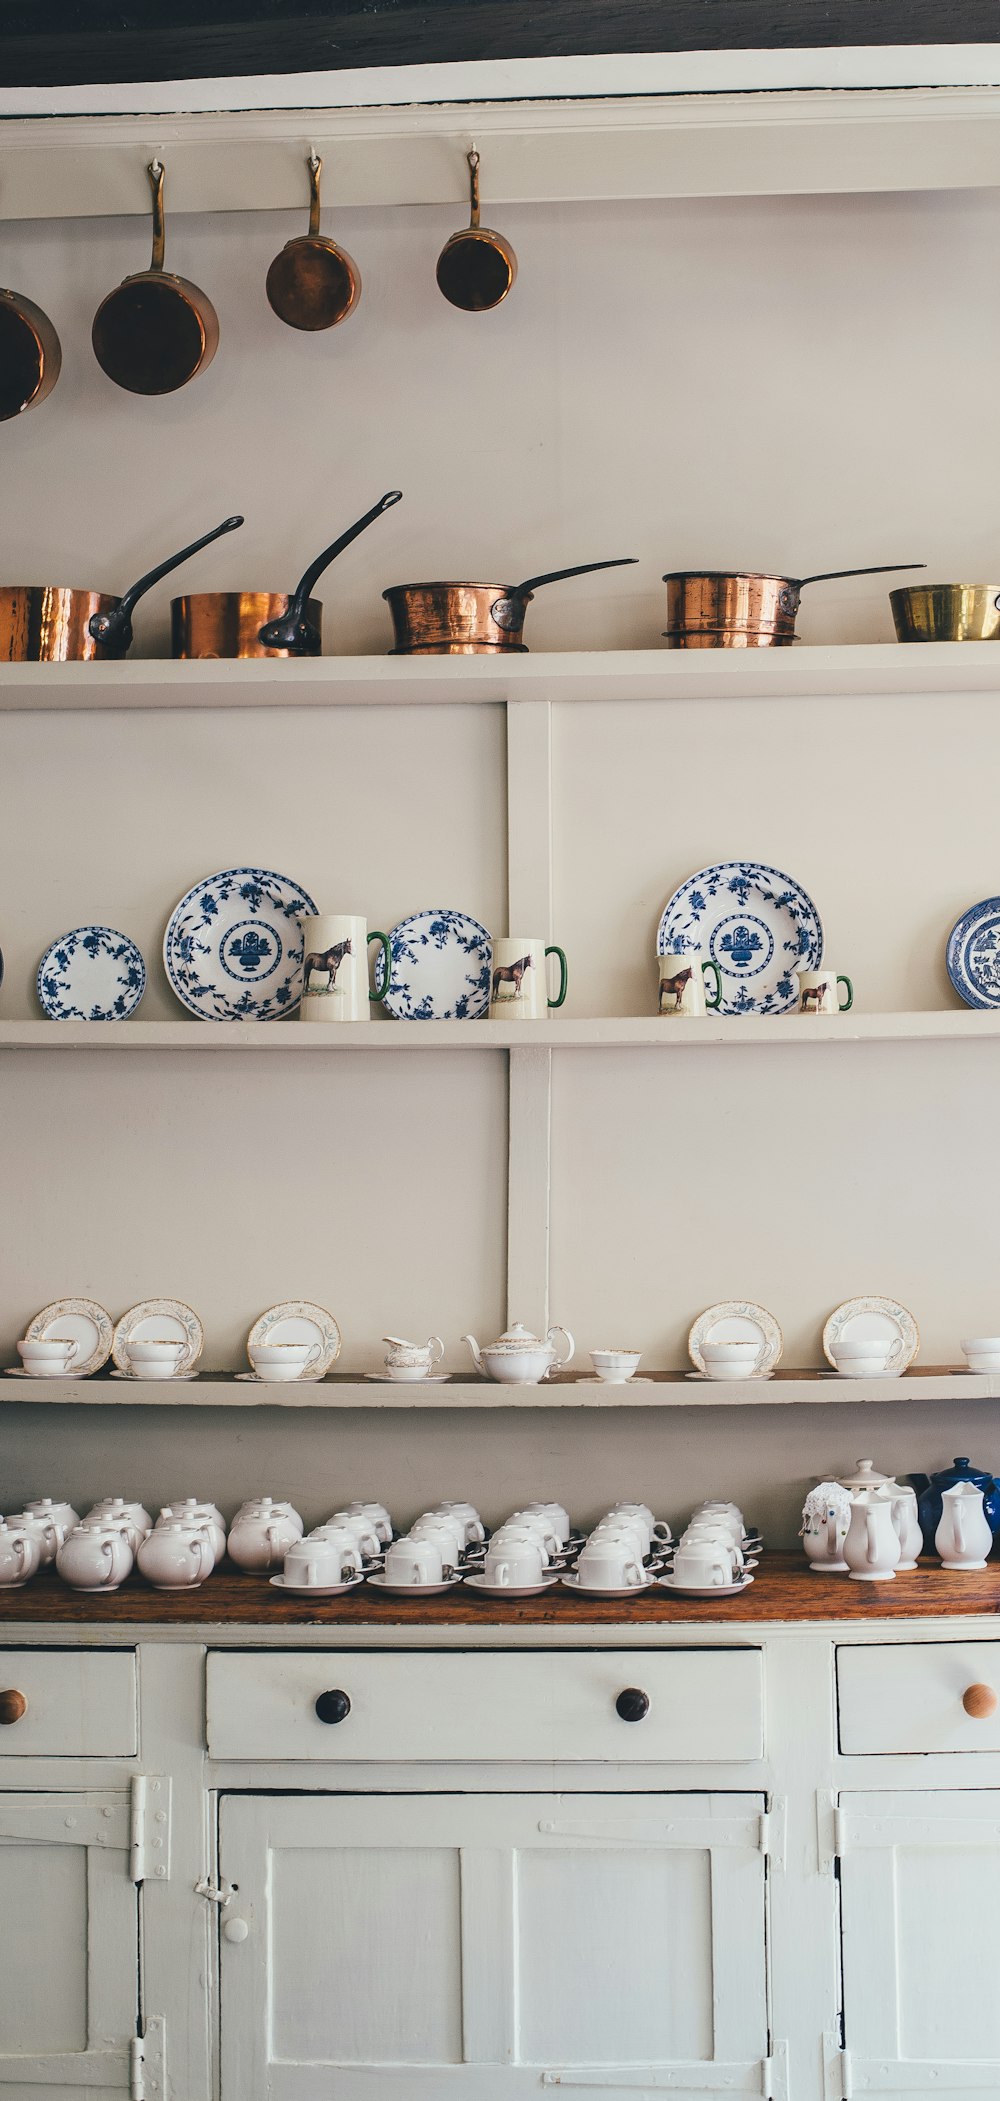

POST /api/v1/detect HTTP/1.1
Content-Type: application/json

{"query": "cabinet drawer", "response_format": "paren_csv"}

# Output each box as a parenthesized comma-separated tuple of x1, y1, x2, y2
(206, 1647, 763, 1762)
(0, 1649, 137, 1757)
(838, 1640, 1000, 1754)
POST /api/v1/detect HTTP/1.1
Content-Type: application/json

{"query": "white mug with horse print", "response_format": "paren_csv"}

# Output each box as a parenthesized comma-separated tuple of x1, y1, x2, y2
(657, 948, 722, 1016)
(797, 968, 853, 1014)
(299, 914, 392, 1022)
(489, 937, 568, 1019)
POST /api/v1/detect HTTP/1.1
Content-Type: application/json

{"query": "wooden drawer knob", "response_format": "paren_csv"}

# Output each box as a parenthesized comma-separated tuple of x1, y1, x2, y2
(963, 1683, 998, 1719)
(0, 1690, 27, 1725)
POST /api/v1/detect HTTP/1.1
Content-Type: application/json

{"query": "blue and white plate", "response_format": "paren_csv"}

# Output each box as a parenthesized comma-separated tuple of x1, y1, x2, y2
(374, 908, 492, 1020)
(164, 867, 318, 1021)
(947, 897, 1000, 1008)
(37, 926, 146, 1021)
(657, 861, 823, 1015)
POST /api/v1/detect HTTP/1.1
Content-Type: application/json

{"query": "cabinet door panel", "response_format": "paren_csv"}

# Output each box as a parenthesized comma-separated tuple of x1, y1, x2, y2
(0, 1793, 136, 2099)
(840, 1790, 1000, 2096)
(219, 1792, 769, 2101)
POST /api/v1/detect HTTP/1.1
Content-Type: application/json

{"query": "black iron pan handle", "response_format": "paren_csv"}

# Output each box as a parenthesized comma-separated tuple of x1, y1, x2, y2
(258, 490, 403, 655)
(88, 513, 244, 656)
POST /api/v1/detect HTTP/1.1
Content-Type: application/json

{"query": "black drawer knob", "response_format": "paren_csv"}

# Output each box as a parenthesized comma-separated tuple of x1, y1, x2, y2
(615, 1687, 649, 1723)
(315, 1689, 351, 1725)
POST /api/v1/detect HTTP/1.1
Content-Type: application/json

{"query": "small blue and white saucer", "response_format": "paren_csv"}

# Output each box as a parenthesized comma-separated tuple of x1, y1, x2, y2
(37, 926, 146, 1021)
(374, 908, 492, 1020)
(947, 897, 1000, 1008)
(163, 867, 318, 1021)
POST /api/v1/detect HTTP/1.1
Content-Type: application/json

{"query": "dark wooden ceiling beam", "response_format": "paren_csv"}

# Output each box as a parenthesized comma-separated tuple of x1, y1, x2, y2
(2, 0, 998, 90)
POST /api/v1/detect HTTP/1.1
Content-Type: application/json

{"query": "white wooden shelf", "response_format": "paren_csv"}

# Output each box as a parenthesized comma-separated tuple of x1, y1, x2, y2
(2, 645, 1000, 712)
(0, 1013, 993, 1051)
(0, 1370, 987, 1407)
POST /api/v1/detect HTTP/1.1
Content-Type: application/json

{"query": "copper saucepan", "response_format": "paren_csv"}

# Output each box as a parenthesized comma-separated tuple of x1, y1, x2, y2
(0, 514, 243, 663)
(92, 160, 219, 396)
(0, 285, 61, 421)
(266, 153, 360, 331)
(172, 489, 403, 659)
(663, 564, 926, 648)
(384, 558, 638, 654)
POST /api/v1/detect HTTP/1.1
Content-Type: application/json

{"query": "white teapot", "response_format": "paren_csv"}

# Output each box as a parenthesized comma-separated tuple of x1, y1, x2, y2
(935, 1481, 993, 1570)
(462, 1320, 574, 1385)
(228, 1499, 303, 1572)
(843, 1486, 901, 1583)
(158, 1501, 226, 1565)
(56, 1521, 133, 1593)
(138, 1520, 214, 1591)
(0, 1524, 42, 1587)
(800, 1482, 852, 1573)
(6, 1508, 68, 1566)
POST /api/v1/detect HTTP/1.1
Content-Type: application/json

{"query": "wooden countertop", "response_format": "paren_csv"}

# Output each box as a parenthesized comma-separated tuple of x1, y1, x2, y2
(1, 1554, 998, 1627)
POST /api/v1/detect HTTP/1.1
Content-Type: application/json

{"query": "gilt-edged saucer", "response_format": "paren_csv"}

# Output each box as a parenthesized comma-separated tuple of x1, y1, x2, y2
(462, 1573, 560, 1598)
(559, 1573, 657, 1599)
(657, 1573, 755, 1598)
(366, 1572, 465, 1596)
(269, 1573, 366, 1596)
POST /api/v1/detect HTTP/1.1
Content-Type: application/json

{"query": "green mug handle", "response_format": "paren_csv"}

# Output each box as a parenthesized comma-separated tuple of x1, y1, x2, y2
(368, 930, 391, 1005)
(837, 974, 854, 1013)
(702, 960, 723, 1011)
(545, 944, 568, 1009)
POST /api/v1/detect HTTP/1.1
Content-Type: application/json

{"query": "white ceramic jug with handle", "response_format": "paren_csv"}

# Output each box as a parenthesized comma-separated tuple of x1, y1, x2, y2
(843, 1486, 901, 1582)
(800, 1482, 851, 1572)
(935, 1480, 993, 1570)
(889, 1484, 923, 1571)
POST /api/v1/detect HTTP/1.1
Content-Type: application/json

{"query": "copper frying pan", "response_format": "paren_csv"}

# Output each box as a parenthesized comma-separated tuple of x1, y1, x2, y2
(0, 286, 61, 421)
(436, 151, 516, 313)
(266, 154, 361, 331)
(172, 490, 402, 659)
(92, 160, 219, 396)
(0, 514, 243, 663)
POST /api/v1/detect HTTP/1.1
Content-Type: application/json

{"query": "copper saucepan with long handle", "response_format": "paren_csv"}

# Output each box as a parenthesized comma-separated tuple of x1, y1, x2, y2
(172, 490, 403, 659)
(0, 285, 61, 421)
(662, 563, 926, 647)
(92, 160, 219, 396)
(0, 514, 243, 663)
(384, 558, 638, 654)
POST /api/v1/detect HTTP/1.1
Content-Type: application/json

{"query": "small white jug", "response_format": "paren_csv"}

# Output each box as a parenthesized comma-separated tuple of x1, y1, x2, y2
(800, 1482, 852, 1573)
(889, 1484, 923, 1571)
(935, 1481, 993, 1570)
(843, 1486, 901, 1582)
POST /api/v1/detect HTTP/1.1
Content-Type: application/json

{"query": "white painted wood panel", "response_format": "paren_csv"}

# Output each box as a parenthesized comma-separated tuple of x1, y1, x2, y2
(838, 1641, 1000, 1755)
(205, 1647, 763, 1762)
(218, 1791, 769, 2099)
(0, 1651, 136, 1759)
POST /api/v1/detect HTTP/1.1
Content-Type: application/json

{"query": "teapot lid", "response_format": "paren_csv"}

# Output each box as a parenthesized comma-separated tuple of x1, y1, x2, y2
(929, 1455, 994, 1488)
(838, 1457, 894, 1490)
(486, 1321, 548, 1351)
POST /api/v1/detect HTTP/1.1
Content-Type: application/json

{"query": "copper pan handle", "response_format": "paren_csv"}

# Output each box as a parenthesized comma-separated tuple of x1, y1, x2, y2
(795, 563, 926, 589)
(513, 557, 638, 598)
(307, 153, 323, 238)
(148, 160, 166, 273)
(88, 513, 244, 655)
(258, 489, 403, 655)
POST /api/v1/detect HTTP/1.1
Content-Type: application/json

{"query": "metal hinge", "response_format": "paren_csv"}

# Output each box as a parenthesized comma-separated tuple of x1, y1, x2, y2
(763, 2040, 790, 2100)
(760, 1798, 786, 1873)
(130, 2016, 166, 2101)
(817, 1790, 844, 1874)
(195, 1877, 236, 1908)
(824, 2033, 852, 2100)
(130, 1775, 171, 1885)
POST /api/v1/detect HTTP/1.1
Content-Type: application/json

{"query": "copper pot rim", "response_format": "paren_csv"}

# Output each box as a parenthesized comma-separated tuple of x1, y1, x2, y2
(662, 570, 794, 585)
(890, 582, 1000, 596)
(170, 590, 323, 607)
(383, 581, 528, 597)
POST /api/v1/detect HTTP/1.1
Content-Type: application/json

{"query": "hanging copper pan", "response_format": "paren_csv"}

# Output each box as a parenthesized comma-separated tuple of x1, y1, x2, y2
(384, 558, 637, 654)
(92, 160, 219, 396)
(0, 286, 61, 421)
(0, 514, 243, 663)
(436, 150, 516, 313)
(172, 489, 402, 659)
(662, 564, 926, 648)
(266, 154, 360, 331)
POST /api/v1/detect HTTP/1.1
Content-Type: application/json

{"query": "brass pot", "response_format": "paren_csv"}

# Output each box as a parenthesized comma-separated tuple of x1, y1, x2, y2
(172, 491, 402, 659)
(663, 563, 925, 648)
(384, 558, 637, 654)
(890, 585, 1000, 643)
(0, 515, 242, 662)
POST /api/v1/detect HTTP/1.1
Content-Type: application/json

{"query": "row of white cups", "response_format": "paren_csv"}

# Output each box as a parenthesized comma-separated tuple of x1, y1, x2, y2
(0, 1494, 762, 1599)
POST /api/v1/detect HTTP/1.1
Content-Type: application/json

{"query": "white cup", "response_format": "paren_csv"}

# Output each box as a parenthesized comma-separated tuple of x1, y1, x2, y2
(325, 1510, 382, 1560)
(384, 1535, 446, 1586)
(17, 1336, 78, 1377)
(611, 1502, 672, 1547)
(410, 1516, 465, 1573)
(125, 1337, 186, 1381)
(249, 1341, 321, 1384)
(507, 1509, 562, 1557)
(962, 1337, 1000, 1372)
(482, 1537, 546, 1588)
(682, 1526, 744, 1575)
(433, 1501, 486, 1546)
(283, 1535, 360, 1586)
(576, 1536, 646, 1588)
(671, 1541, 735, 1588)
(520, 1501, 571, 1546)
(701, 1340, 763, 1381)
(831, 1339, 896, 1378)
(490, 1524, 552, 1566)
(589, 1349, 642, 1382)
(346, 1501, 394, 1545)
(590, 1516, 650, 1562)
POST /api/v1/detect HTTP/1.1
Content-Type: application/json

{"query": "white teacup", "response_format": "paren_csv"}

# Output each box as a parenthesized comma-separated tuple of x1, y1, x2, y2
(17, 1336, 79, 1377)
(433, 1501, 486, 1546)
(482, 1537, 546, 1588)
(590, 1516, 650, 1562)
(346, 1500, 394, 1545)
(576, 1536, 647, 1589)
(384, 1535, 446, 1586)
(962, 1337, 1000, 1372)
(611, 1502, 672, 1548)
(410, 1516, 465, 1573)
(701, 1340, 763, 1382)
(489, 1524, 551, 1567)
(507, 1509, 562, 1557)
(831, 1338, 898, 1378)
(0, 1525, 42, 1587)
(249, 1341, 320, 1384)
(381, 1335, 444, 1381)
(590, 1349, 642, 1383)
(671, 1541, 734, 1588)
(125, 1337, 186, 1381)
(283, 1534, 360, 1587)
(326, 1510, 382, 1560)
(520, 1500, 571, 1546)
(682, 1526, 745, 1574)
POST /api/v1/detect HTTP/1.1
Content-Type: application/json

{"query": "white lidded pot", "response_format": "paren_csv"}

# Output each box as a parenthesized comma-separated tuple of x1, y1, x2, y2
(5, 1508, 68, 1566)
(843, 1486, 901, 1582)
(0, 1523, 42, 1587)
(228, 1499, 303, 1572)
(838, 1458, 894, 1492)
(158, 1501, 226, 1565)
(56, 1520, 133, 1593)
(935, 1480, 993, 1570)
(463, 1320, 574, 1385)
(800, 1482, 852, 1572)
(138, 1519, 215, 1590)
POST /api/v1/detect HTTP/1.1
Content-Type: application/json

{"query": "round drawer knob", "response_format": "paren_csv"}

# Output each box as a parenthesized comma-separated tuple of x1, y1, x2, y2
(223, 1916, 249, 1944)
(315, 1689, 351, 1725)
(963, 1682, 998, 1719)
(0, 1690, 27, 1726)
(615, 1688, 650, 1723)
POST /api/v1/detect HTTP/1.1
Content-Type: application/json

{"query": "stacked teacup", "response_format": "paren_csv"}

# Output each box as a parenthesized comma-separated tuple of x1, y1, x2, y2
(377, 1501, 484, 1592)
(663, 1502, 758, 1593)
(571, 1501, 671, 1595)
(701, 1342, 764, 1383)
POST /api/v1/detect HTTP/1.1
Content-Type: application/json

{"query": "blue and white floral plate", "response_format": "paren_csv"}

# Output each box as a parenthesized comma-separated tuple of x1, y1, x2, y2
(374, 907, 492, 1020)
(947, 897, 1000, 1008)
(657, 861, 823, 1015)
(164, 867, 318, 1021)
(37, 926, 146, 1021)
